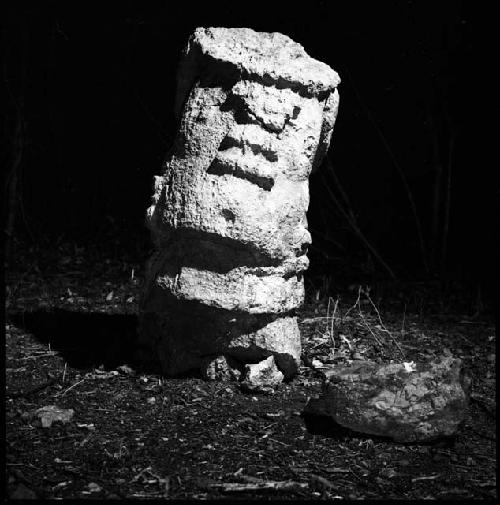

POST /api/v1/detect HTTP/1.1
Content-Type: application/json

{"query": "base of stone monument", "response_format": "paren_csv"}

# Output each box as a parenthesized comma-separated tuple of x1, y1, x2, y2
(137, 301, 301, 382)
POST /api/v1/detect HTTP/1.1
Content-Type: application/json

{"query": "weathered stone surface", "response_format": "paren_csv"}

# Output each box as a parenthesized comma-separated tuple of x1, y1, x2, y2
(201, 355, 242, 381)
(304, 357, 470, 443)
(139, 27, 340, 381)
(241, 355, 284, 393)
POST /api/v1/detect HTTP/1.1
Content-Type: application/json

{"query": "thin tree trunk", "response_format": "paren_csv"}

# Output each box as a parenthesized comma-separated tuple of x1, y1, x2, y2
(5, 111, 24, 264)
(427, 108, 443, 272)
(440, 132, 455, 273)
(4, 12, 28, 264)
(323, 157, 396, 279)
(346, 69, 429, 275)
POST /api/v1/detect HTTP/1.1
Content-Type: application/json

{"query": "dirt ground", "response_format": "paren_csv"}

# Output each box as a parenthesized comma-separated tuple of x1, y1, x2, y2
(4, 242, 496, 500)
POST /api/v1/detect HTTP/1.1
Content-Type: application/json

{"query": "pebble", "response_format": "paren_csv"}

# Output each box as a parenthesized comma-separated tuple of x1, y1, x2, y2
(87, 482, 101, 493)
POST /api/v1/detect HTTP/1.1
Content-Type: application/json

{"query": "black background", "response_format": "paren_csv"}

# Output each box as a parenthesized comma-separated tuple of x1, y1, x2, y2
(3, 1, 492, 295)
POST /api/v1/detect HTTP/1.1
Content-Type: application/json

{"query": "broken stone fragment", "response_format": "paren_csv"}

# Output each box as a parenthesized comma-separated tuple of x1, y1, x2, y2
(241, 355, 284, 393)
(201, 355, 242, 381)
(35, 405, 74, 428)
(139, 27, 340, 380)
(304, 357, 470, 443)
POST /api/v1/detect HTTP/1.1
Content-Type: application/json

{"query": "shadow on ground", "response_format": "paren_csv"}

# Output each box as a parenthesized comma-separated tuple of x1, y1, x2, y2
(302, 412, 457, 447)
(7, 309, 161, 373)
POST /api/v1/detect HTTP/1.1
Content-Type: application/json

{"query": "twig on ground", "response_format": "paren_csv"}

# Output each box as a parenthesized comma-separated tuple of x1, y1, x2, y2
(412, 474, 441, 483)
(19, 351, 58, 360)
(300, 317, 331, 324)
(350, 286, 384, 349)
(325, 297, 339, 350)
(267, 438, 290, 447)
(55, 378, 85, 397)
(310, 474, 336, 490)
(343, 285, 362, 321)
(210, 480, 308, 493)
(358, 313, 384, 349)
(364, 288, 405, 358)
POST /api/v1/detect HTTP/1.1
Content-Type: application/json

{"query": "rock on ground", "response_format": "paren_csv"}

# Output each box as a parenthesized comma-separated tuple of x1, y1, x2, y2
(139, 27, 340, 382)
(201, 355, 242, 381)
(304, 357, 470, 443)
(241, 355, 284, 393)
(35, 405, 74, 428)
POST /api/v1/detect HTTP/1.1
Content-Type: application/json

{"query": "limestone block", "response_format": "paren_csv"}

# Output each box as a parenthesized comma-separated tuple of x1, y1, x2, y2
(139, 27, 340, 380)
(304, 357, 471, 443)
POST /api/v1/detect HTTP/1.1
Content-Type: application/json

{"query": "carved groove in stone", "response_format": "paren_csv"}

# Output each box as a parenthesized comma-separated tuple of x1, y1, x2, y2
(139, 27, 340, 381)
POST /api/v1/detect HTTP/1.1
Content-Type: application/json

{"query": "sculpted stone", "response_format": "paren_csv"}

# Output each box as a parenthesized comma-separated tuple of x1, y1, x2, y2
(139, 27, 340, 381)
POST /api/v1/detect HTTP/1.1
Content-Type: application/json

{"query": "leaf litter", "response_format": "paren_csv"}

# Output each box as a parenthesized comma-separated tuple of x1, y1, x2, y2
(5, 242, 496, 500)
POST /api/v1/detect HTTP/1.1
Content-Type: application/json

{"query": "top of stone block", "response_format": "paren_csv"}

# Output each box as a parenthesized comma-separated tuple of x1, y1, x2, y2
(188, 27, 340, 96)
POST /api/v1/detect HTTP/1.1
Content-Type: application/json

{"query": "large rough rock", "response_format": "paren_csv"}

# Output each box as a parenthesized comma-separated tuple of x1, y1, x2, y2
(139, 27, 340, 380)
(304, 357, 471, 443)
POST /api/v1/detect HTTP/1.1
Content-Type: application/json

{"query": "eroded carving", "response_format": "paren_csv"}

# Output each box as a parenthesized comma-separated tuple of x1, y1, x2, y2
(139, 27, 340, 382)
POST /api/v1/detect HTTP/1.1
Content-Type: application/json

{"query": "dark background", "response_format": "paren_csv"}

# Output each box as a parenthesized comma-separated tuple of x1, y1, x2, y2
(3, 1, 493, 298)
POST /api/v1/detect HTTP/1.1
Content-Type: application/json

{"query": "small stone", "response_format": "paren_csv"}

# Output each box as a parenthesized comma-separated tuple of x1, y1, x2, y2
(352, 351, 363, 360)
(201, 355, 242, 381)
(87, 482, 102, 493)
(311, 358, 325, 368)
(35, 405, 74, 428)
(487, 353, 495, 363)
(241, 355, 284, 393)
(20, 411, 32, 421)
(117, 364, 135, 376)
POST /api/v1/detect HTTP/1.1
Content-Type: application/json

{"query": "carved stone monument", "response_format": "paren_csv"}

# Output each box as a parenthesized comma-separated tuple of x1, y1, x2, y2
(139, 27, 340, 383)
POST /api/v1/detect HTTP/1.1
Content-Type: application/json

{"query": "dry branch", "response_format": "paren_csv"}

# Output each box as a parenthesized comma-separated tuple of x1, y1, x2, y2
(210, 480, 308, 493)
